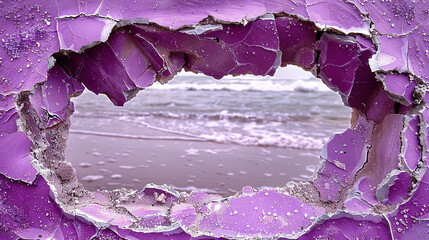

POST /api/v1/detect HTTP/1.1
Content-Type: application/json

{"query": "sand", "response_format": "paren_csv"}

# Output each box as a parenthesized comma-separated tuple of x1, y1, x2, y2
(66, 130, 321, 196)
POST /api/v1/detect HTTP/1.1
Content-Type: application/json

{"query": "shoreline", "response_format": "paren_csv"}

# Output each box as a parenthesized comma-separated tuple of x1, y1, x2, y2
(66, 131, 321, 196)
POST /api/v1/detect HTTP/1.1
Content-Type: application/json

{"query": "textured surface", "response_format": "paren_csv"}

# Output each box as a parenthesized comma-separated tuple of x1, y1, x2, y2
(1, 0, 429, 239)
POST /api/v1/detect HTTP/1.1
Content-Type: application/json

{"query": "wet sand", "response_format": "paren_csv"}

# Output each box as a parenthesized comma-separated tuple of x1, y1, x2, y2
(66, 129, 321, 196)
(64, 69, 350, 196)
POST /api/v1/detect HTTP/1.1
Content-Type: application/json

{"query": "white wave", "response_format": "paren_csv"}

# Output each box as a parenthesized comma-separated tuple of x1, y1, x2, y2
(199, 131, 326, 150)
(75, 110, 302, 124)
(138, 120, 326, 150)
(70, 126, 325, 150)
(148, 78, 330, 92)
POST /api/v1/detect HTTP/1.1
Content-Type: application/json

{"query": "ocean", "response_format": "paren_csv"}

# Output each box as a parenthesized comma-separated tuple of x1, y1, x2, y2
(66, 66, 351, 196)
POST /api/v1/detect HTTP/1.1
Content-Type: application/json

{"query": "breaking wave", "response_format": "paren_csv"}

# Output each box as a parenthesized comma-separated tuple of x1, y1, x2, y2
(70, 126, 326, 150)
(148, 79, 330, 92)
(73, 110, 316, 124)
(70, 70, 349, 153)
(200, 132, 325, 150)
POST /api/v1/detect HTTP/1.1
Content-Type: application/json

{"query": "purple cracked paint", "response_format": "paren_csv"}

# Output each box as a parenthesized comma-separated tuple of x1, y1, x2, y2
(1, 0, 428, 239)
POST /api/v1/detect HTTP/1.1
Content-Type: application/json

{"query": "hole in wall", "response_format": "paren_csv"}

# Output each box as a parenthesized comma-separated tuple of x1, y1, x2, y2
(66, 65, 351, 196)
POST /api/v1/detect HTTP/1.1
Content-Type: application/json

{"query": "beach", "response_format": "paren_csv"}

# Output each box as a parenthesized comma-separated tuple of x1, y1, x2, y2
(66, 66, 351, 196)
